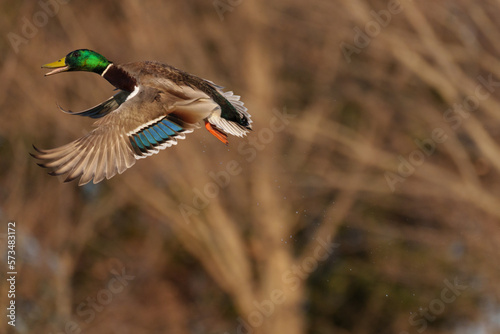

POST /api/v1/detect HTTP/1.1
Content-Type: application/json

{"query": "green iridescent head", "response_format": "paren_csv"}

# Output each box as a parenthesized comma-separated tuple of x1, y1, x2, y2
(42, 49, 111, 76)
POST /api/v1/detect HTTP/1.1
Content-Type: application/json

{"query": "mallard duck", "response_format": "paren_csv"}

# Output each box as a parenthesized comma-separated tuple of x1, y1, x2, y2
(33, 49, 252, 186)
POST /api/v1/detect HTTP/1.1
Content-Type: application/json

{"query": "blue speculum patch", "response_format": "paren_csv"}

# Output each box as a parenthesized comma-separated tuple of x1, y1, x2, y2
(148, 127, 163, 142)
(129, 118, 185, 155)
(162, 119, 183, 132)
(138, 133, 151, 147)
(143, 130, 157, 145)
(158, 122, 176, 136)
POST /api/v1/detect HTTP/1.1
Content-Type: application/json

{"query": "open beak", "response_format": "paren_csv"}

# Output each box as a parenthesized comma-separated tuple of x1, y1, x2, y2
(42, 57, 69, 76)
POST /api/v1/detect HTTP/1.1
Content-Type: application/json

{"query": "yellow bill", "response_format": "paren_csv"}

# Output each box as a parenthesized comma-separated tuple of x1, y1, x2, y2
(42, 57, 69, 76)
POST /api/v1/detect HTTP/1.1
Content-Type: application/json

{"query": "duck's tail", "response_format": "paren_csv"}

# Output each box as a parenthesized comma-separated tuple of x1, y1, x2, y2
(206, 90, 252, 143)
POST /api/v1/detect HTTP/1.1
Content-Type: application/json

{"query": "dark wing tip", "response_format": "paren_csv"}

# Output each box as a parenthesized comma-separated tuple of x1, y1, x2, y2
(31, 145, 47, 159)
(32, 144, 44, 153)
(56, 102, 72, 114)
(64, 174, 80, 183)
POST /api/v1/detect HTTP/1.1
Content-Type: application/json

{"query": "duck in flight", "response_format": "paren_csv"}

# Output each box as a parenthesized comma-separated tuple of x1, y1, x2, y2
(33, 49, 252, 186)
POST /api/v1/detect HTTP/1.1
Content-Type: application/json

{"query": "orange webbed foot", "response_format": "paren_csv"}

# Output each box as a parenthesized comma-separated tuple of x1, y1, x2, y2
(205, 121, 229, 145)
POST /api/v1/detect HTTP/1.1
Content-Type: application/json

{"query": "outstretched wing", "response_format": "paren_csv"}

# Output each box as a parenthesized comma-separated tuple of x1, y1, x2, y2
(58, 90, 130, 119)
(32, 116, 192, 186)
(32, 86, 208, 185)
(32, 123, 137, 185)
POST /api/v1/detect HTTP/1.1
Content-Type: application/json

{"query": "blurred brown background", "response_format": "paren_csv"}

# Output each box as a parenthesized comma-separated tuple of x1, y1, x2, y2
(1, 0, 500, 333)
